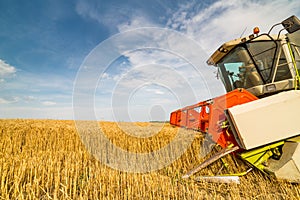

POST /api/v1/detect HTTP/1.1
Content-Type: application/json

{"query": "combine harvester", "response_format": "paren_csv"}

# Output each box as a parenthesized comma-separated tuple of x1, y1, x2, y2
(170, 15, 300, 183)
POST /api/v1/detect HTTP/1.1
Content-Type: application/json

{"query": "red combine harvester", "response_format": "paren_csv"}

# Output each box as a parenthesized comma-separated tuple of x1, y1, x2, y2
(170, 15, 300, 183)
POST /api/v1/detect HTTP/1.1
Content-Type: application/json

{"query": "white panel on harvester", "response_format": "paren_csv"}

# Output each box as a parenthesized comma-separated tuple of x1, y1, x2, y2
(227, 90, 300, 150)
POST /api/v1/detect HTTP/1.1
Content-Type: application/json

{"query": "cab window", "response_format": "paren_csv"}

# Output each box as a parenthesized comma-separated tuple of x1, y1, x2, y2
(217, 46, 263, 92)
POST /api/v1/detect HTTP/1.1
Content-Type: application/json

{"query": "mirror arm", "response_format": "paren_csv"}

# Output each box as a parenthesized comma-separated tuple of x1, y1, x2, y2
(268, 23, 281, 35)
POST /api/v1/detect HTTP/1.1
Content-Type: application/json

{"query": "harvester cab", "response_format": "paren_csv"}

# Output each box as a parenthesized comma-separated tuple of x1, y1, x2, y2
(173, 15, 300, 183)
(207, 15, 300, 97)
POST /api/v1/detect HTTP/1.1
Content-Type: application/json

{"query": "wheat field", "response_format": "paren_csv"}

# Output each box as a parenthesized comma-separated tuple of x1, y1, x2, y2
(0, 119, 299, 199)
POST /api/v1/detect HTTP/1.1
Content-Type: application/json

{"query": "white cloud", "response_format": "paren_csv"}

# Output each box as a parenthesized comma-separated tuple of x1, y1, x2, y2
(0, 59, 16, 78)
(23, 96, 37, 103)
(91, 15, 224, 121)
(75, 0, 101, 23)
(0, 98, 10, 104)
(168, 0, 300, 54)
(42, 101, 57, 106)
(117, 16, 157, 32)
(146, 88, 165, 95)
(101, 72, 110, 79)
(125, 49, 185, 68)
(77, 0, 300, 121)
(75, 0, 158, 33)
(0, 97, 19, 104)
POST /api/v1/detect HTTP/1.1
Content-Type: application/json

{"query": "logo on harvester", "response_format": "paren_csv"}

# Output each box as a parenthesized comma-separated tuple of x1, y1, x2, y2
(73, 27, 223, 173)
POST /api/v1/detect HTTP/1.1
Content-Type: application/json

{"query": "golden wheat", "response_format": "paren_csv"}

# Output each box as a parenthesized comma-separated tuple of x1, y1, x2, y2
(0, 119, 299, 199)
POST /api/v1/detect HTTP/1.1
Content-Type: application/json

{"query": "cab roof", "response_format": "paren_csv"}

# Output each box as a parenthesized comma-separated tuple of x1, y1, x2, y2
(206, 34, 285, 66)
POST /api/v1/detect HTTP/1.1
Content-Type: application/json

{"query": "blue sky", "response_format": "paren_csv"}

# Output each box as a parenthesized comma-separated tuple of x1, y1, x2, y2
(0, 0, 299, 121)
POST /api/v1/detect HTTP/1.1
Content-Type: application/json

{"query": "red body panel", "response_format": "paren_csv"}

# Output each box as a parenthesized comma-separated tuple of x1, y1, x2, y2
(170, 89, 258, 148)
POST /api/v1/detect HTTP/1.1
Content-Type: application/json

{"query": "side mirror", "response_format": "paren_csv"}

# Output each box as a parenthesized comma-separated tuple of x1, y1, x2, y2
(282, 15, 300, 33)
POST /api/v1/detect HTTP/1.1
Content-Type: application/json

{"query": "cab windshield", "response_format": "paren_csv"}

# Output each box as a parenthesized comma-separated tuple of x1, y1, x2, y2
(217, 40, 291, 92)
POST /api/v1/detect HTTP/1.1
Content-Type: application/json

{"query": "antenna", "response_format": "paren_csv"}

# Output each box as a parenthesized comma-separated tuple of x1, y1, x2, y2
(239, 27, 247, 38)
